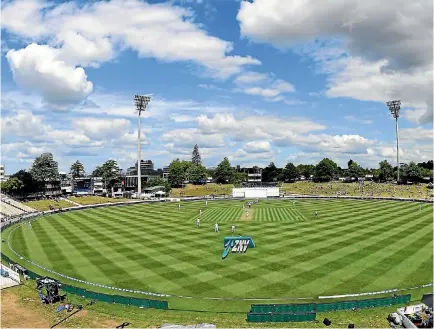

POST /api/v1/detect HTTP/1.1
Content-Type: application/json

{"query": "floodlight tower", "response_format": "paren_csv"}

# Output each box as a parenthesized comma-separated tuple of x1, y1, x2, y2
(134, 95, 151, 198)
(386, 100, 401, 183)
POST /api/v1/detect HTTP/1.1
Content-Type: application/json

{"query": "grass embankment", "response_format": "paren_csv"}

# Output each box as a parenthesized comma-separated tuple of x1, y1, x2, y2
(170, 183, 233, 197)
(281, 181, 433, 199)
(3, 280, 429, 328)
(68, 196, 130, 205)
(23, 200, 74, 212)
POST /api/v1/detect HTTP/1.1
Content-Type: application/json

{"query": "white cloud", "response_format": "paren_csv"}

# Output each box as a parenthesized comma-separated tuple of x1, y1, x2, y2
(400, 127, 433, 143)
(237, 0, 432, 70)
(324, 56, 433, 124)
(233, 72, 295, 101)
(1, 0, 49, 38)
(1, 109, 48, 137)
(170, 114, 197, 122)
(161, 128, 225, 148)
(243, 141, 271, 153)
(2, 0, 260, 78)
(234, 71, 268, 84)
(237, 0, 433, 124)
(6, 43, 93, 107)
(73, 118, 131, 140)
(196, 113, 325, 140)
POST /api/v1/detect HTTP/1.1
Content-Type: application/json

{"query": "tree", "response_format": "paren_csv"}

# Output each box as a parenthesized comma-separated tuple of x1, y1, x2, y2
(262, 162, 281, 182)
(186, 164, 207, 184)
(30, 154, 59, 183)
(146, 177, 172, 193)
(403, 161, 422, 182)
(231, 171, 247, 185)
(418, 160, 433, 170)
(192, 144, 202, 165)
(282, 162, 298, 182)
(168, 159, 189, 187)
(92, 166, 104, 177)
(378, 160, 393, 182)
(420, 167, 433, 178)
(214, 157, 234, 184)
(296, 164, 315, 179)
(70, 160, 85, 178)
(314, 158, 338, 182)
(11, 170, 38, 195)
(347, 160, 364, 178)
(93, 160, 121, 190)
(1, 177, 24, 195)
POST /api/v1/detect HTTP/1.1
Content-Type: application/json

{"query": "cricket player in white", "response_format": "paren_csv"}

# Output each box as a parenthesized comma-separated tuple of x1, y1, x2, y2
(197, 218, 200, 227)
(293, 200, 296, 206)
(314, 210, 318, 217)
(419, 204, 422, 210)
(214, 223, 219, 232)
(231, 225, 235, 233)
(29, 222, 32, 229)
(200, 209, 202, 216)
(178, 204, 181, 210)
(206, 200, 208, 206)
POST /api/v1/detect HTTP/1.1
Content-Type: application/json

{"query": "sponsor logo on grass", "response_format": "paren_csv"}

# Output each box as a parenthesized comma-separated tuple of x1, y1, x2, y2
(222, 236, 255, 259)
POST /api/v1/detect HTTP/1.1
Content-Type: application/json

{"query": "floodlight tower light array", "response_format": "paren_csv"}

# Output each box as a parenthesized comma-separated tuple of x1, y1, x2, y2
(134, 95, 151, 198)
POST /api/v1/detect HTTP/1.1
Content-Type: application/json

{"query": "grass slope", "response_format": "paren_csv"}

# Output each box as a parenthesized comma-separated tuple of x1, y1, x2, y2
(281, 181, 433, 199)
(170, 183, 233, 197)
(3, 199, 432, 314)
(23, 199, 74, 211)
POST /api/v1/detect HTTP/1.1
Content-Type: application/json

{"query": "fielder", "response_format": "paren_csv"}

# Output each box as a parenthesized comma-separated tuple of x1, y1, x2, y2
(419, 204, 422, 210)
(200, 209, 202, 216)
(29, 222, 32, 229)
(196, 218, 200, 227)
(214, 223, 219, 232)
(206, 200, 208, 206)
(314, 210, 318, 217)
(178, 204, 181, 210)
(231, 225, 236, 233)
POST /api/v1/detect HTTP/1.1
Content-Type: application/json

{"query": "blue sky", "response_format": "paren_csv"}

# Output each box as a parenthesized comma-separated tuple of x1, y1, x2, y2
(1, 0, 432, 175)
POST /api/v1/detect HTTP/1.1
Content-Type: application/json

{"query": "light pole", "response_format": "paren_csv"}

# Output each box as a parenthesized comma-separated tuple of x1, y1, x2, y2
(386, 100, 401, 183)
(134, 95, 151, 198)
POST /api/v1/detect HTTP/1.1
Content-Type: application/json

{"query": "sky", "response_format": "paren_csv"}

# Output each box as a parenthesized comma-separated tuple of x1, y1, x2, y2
(1, 0, 433, 175)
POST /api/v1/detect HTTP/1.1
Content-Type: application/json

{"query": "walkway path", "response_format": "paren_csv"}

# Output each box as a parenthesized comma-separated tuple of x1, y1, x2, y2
(60, 197, 82, 207)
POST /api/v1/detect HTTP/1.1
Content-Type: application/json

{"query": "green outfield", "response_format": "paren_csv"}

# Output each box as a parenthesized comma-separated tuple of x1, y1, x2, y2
(2, 199, 432, 313)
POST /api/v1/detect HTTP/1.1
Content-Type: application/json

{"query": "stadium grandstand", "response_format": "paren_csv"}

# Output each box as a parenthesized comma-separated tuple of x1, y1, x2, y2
(0, 193, 37, 220)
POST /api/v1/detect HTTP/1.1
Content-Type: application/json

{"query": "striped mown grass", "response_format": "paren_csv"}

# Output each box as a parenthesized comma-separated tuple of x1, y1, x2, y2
(3, 199, 432, 311)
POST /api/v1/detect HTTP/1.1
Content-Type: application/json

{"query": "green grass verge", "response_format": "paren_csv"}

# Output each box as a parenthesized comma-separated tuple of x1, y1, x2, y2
(3, 279, 431, 328)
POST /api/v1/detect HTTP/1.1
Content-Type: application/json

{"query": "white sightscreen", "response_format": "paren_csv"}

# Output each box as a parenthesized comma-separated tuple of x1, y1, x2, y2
(245, 189, 268, 198)
(233, 188, 279, 198)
